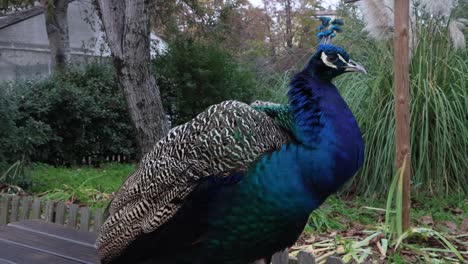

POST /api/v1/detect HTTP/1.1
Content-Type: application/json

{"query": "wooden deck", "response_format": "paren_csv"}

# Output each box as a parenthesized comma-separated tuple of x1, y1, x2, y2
(0, 217, 344, 264)
(0, 219, 99, 264)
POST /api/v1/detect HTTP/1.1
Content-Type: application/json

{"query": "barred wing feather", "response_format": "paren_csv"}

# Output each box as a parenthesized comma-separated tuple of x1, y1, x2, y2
(96, 100, 291, 263)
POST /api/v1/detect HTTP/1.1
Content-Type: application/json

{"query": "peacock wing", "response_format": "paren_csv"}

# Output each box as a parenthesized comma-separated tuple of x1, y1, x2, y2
(251, 101, 296, 137)
(96, 100, 291, 263)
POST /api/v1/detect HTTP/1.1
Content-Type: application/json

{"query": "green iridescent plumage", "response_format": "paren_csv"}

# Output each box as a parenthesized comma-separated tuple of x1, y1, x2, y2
(252, 104, 296, 137)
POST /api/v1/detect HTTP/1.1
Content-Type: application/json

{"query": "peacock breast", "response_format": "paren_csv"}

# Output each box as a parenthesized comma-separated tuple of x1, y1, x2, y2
(196, 144, 324, 263)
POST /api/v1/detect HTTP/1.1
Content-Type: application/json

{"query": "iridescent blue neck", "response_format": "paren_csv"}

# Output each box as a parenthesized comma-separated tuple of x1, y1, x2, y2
(288, 70, 365, 194)
(288, 70, 345, 147)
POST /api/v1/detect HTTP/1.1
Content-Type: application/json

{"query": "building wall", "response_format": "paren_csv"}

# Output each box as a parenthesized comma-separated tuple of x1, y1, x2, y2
(0, 48, 109, 81)
(0, 48, 50, 81)
(0, 14, 48, 47)
(68, 1, 109, 55)
(0, 0, 166, 81)
(0, 1, 109, 81)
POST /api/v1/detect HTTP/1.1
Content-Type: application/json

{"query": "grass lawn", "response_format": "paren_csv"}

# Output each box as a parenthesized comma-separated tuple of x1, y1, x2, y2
(5, 162, 467, 263)
(27, 162, 136, 208)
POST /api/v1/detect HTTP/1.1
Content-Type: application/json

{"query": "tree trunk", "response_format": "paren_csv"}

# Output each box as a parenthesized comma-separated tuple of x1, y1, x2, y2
(285, 0, 293, 49)
(95, 0, 170, 156)
(43, 0, 70, 72)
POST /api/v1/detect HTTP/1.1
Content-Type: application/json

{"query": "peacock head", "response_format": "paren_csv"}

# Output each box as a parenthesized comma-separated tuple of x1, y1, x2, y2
(306, 44, 366, 80)
(305, 17, 366, 80)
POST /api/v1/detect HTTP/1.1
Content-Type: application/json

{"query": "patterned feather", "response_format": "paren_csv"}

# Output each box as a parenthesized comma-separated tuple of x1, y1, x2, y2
(96, 100, 291, 263)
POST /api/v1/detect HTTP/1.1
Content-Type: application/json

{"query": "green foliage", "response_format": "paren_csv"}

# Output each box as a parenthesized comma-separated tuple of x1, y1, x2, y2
(331, 9, 468, 197)
(0, 159, 31, 190)
(1, 39, 260, 166)
(0, 81, 53, 165)
(0, 0, 34, 14)
(383, 167, 464, 262)
(153, 37, 257, 125)
(306, 205, 344, 233)
(302, 192, 466, 262)
(28, 162, 135, 208)
(0, 64, 137, 166)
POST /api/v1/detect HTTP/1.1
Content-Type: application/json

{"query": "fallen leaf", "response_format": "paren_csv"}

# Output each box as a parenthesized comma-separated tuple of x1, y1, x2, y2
(444, 206, 464, 214)
(421, 215, 434, 225)
(354, 223, 365, 231)
(401, 251, 417, 262)
(370, 233, 385, 245)
(346, 228, 358, 236)
(461, 218, 468, 233)
(443, 221, 458, 233)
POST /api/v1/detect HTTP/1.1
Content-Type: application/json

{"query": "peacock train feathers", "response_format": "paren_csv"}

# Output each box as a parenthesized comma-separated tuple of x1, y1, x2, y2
(96, 17, 366, 264)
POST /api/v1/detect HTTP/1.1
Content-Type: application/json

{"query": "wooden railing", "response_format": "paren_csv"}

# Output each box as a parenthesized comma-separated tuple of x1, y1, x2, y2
(0, 194, 106, 232)
(0, 194, 344, 263)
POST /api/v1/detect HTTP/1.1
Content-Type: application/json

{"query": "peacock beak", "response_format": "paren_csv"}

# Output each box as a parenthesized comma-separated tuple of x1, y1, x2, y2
(344, 60, 367, 74)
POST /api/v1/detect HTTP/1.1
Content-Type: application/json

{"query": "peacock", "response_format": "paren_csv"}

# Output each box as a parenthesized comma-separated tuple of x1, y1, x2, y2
(96, 17, 366, 264)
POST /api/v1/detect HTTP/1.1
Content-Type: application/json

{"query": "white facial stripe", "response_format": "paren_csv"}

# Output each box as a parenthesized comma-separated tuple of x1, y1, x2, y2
(338, 54, 347, 64)
(321, 52, 337, 69)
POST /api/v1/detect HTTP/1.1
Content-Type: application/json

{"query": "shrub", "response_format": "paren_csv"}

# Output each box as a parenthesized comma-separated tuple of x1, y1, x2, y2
(153, 37, 257, 125)
(1, 41, 261, 167)
(0, 81, 52, 166)
(0, 64, 137, 166)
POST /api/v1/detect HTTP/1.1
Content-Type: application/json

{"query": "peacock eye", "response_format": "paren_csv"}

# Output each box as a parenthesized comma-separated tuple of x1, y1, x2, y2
(327, 55, 338, 62)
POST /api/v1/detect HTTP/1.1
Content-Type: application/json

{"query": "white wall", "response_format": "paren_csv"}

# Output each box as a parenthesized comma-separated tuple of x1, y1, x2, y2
(0, 0, 166, 81)
(0, 14, 49, 47)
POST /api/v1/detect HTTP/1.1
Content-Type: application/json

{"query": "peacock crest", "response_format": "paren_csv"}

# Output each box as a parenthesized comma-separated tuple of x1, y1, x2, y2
(316, 17, 345, 44)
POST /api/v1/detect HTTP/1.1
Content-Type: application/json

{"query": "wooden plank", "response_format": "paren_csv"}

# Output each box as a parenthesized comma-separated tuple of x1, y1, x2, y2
(0, 258, 17, 264)
(9, 196, 20, 223)
(394, 0, 411, 231)
(55, 202, 65, 225)
(31, 197, 41, 219)
(8, 220, 97, 246)
(20, 196, 32, 221)
(0, 225, 99, 263)
(297, 251, 315, 264)
(45, 201, 55, 222)
(79, 207, 90, 231)
(67, 204, 79, 228)
(93, 208, 104, 232)
(0, 195, 11, 225)
(272, 249, 289, 264)
(0, 238, 84, 264)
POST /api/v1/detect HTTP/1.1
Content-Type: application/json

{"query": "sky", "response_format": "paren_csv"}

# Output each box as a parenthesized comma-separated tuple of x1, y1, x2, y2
(248, 0, 339, 9)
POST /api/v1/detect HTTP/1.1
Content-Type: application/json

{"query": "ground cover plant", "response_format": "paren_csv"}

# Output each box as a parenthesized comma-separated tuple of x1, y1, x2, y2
(1, 162, 134, 208)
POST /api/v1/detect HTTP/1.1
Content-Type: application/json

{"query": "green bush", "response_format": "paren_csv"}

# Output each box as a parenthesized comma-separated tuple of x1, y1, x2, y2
(0, 81, 52, 166)
(332, 8, 468, 196)
(153, 37, 257, 125)
(0, 64, 137, 166)
(1, 40, 261, 167)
